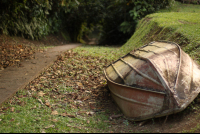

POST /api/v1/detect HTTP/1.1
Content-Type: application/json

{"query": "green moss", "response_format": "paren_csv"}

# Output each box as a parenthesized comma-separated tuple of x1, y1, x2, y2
(119, 5, 200, 63)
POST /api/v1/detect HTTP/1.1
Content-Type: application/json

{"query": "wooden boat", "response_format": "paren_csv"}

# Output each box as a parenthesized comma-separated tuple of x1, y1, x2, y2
(104, 41, 200, 121)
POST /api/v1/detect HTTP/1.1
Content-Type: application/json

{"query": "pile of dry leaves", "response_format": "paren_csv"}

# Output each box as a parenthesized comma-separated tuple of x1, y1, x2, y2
(0, 35, 41, 70)
(23, 50, 114, 113)
(0, 34, 69, 70)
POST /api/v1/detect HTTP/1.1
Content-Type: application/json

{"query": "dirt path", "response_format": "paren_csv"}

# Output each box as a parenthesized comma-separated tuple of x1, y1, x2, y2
(0, 43, 81, 106)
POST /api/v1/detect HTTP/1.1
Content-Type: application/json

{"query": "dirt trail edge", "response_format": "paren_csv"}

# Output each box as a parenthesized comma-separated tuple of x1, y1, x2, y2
(0, 43, 81, 106)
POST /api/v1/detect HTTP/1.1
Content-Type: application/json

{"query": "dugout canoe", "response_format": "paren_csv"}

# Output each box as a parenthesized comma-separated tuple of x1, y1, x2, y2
(104, 41, 200, 121)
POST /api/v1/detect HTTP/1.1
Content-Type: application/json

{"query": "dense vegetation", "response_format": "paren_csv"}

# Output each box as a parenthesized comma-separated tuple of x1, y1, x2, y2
(0, 0, 173, 44)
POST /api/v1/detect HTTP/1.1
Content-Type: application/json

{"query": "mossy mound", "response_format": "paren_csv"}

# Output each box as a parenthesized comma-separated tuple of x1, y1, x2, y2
(120, 5, 200, 64)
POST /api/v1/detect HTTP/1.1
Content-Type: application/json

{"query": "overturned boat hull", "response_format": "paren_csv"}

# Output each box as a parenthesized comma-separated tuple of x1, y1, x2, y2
(104, 41, 200, 121)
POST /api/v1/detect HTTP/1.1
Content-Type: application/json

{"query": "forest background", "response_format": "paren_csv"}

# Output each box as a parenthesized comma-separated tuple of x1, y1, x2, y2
(0, 0, 177, 45)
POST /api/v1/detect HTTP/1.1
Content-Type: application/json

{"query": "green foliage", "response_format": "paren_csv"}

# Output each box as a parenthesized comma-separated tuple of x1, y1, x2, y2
(0, 0, 173, 43)
(0, 0, 50, 39)
(0, 0, 78, 40)
(98, 0, 172, 45)
(58, 0, 103, 42)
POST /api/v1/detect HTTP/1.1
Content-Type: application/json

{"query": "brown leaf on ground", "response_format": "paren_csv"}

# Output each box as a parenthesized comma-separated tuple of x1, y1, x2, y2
(38, 91, 45, 97)
(57, 54, 64, 61)
(81, 96, 90, 101)
(18, 95, 23, 98)
(51, 110, 58, 115)
(49, 119, 58, 122)
(89, 102, 96, 110)
(139, 120, 148, 127)
(0, 35, 40, 69)
(60, 112, 68, 117)
(67, 114, 76, 118)
(11, 107, 15, 112)
(77, 111, 87, 115)
(109, 114, 123, 120)
(31, 105, 37, 109)
(18, 101, 26, 106)
(38, 99, 44, 105)
(32, 95, 38, 99)
(86, 111, 95, 116)
(31, 88, 36, 91)
(60, 113, 76, 118)
(10, 118, 15, 122)
(45, 102, 51, 107)
(44, 125, 55, 129)
(76, 82, 83, 87)
(70, 104, 77, 109)
(1, 107, 9, 111)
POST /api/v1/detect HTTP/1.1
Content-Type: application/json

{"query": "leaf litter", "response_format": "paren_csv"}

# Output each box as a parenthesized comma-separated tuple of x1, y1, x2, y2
(0, 35, 41, 70)
(0, 47, 130, 132)
(23, 49, 126, 130)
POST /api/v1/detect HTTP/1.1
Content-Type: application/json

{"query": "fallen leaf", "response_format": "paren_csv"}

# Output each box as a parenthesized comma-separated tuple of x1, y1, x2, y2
(50, 119, 58, 122)
(2, 107, 9, 111)
(41, 129, 46, 133)
(38, 99, 44, 105)
(57, 55, 64, 61)
(40, 76, 46, 80)
(74, 100, 83, 104)
(51, 110, 58, 115)
(86, 111, 95, 116)
(60, 113, 68, 117)
(67, 114, 76, 118)
(70, 104, 77, 109)
(32, 95, 38, 99)
(11, 107, 15, 112)
(93, 86, 97, 89)
(38, 91, 45, 97)
(77, 111, 87, 115)
(10, 118, 15, 122)
(45, 102, 51, 107)
(109, 114, 123, 120)
(139, 120, 148, 127)
(18, 95, 23, 98)
(18, 45, 22, 48)
(45, 125, 55, 129)
(31, 88, 36, 91)
(18, 101, 26, 106)
(60, 113, 76, 118)
(31, 105, 37, 109)
(66, 124, 81, 129)
(87, 120, 90, 124)
(89, 103, 96, 110)
(27, 91, 31, 95)
(76, 82, 83, 87)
